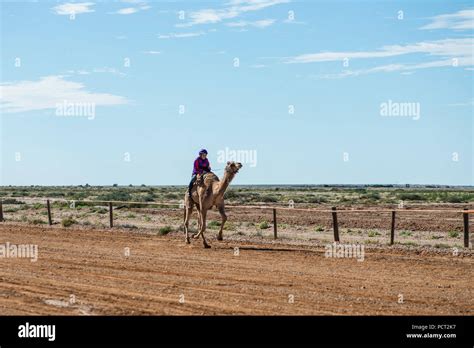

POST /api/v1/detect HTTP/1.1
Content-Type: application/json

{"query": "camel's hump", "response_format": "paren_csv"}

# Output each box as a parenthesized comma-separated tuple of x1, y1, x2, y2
(204, 173, 219, 184)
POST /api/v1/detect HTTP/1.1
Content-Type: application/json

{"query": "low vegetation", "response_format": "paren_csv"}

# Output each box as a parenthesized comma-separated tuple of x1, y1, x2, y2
(61, 217, 77, 227)
(1, 185, 472, 206)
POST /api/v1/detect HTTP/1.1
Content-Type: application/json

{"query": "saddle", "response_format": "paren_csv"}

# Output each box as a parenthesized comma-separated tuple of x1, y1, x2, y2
(195, 172, 210, 187)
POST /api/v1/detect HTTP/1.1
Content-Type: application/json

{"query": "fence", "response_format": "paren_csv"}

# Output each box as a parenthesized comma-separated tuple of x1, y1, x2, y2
(0, 198, 472, 248)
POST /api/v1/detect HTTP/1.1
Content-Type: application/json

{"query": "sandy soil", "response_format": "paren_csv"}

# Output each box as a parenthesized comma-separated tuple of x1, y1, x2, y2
(0, 223, 472, 315)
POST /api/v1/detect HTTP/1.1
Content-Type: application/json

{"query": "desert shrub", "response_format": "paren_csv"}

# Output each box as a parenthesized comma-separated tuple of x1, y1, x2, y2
(11, 191, 29, 197)
(164, 193, 179, 200)
(368, 231, 380, 237)
(307, 195, 328, 204)
(96, 190, 132, 202)
(445, 194, 474, 203)
(224, 222, 236, 231)
(61, 217, 76, 227)
(1, 198, 24, 204)
(448, 231, 459, 238)
(434, 243, 450, 249)
(42, 191, 66, 198)
(397, 193, 427, 201)
(224, 190, 237, 199)
(361, 192, 380, 200)
(207, 220, 221, 229)
(91, 207, 108, 214)
(261, 195, 278, 203)
(66, 192, 89, 200)
(140, 193, 156, 202)
(259, 221, 270, 229)
(31, 219, 45, 225)
(158, 226, 172, 235)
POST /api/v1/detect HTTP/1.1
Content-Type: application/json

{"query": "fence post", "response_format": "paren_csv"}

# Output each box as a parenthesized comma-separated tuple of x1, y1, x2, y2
(0, 200, 4, 222)
(109, 202, 113, 228)
(332, 207, 340, 242)
(390, 210, 396, 245)
(47, 200, 52, 226)
(273, 208, 277, 239)
(464, 208, 469, 248)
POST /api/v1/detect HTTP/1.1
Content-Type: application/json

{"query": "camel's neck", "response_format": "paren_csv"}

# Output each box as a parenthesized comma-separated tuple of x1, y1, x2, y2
(216, 171, 235, 197)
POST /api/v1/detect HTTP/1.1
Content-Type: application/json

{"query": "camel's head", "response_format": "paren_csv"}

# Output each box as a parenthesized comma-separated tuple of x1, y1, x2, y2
(225, 161, 242, 175)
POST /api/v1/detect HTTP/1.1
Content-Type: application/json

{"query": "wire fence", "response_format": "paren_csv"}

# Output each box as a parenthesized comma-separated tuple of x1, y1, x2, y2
(0, 198, 472, 247)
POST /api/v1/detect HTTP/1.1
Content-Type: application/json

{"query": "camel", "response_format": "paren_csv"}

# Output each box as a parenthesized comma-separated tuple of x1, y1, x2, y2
(183, 161, 243, 248)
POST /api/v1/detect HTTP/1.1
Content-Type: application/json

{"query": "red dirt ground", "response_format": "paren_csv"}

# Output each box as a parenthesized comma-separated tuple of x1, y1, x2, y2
(0, 223, 472, 315)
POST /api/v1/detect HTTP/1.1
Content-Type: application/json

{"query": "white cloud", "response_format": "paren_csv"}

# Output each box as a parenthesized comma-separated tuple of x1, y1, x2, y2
(143, 50, 161, 55)
(0, 76, 129, 114)
(52, 2, 95, 16)
(421, 9, 474, 30)
(64, 67, 126, 76)
(114, 1, 150, 15)
(286, 38, 474, 78)
(158, 32, 205, 39)
(116, 7, 139, 15)
(286, 39, 474, 64)
(226, 19, 275, 28)
(92, 67, 126, 76)
(177, 0, 289, 27)
(315, 57, 473, 79)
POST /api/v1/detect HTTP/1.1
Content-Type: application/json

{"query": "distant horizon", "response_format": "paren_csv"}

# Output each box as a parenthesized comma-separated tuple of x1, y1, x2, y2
(1, 183, 473, 188)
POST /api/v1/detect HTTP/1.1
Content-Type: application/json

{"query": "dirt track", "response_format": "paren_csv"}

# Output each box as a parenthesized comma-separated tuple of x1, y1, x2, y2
(0, 223, 472, 315)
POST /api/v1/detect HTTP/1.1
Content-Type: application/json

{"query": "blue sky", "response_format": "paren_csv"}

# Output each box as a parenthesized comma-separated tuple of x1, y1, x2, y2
(0, 0, 473, 186)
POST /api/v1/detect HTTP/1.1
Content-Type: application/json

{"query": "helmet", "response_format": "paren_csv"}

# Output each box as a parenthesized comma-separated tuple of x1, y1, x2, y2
(199, 149, 208, 155)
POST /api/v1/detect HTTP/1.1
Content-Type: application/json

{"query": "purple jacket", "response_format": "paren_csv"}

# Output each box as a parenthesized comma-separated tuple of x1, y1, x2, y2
(193, 157, 211, 175)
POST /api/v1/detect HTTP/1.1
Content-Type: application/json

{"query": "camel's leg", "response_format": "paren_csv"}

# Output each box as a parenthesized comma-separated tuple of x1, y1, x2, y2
(193, 195, 204, 239)
(193, 209, 203, 239)
(196, 204, 202, 236)
(183, 199, 193, 244)
(191, 203, 201, 238)
(195, 209, 210, 248)
(217, 204, 227, 241)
